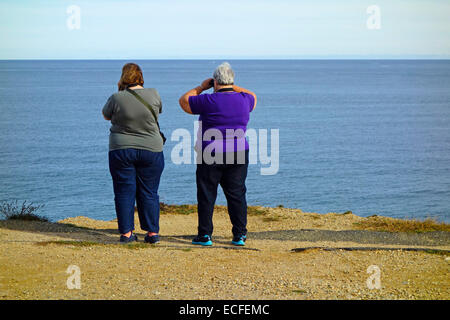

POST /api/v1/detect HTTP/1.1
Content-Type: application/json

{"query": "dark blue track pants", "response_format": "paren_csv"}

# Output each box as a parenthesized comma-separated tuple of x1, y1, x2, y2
(196, 150, 249, 237)
(108, 148, 164, 234)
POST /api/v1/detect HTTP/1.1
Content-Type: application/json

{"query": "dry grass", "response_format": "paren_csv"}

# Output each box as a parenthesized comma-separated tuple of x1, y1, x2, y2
(354, 216, 450, 233)
(35, 240, 104, 247)
(247, 206, 270, 216)
(157, 203, 271, 217)
(154, 203, 197, 215)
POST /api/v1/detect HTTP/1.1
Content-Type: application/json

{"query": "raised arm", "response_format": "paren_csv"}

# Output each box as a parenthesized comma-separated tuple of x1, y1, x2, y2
(179, 78, 213, 114)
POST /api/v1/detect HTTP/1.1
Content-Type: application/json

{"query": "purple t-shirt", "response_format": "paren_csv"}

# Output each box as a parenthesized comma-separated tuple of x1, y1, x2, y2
(189, 91, 254, 153)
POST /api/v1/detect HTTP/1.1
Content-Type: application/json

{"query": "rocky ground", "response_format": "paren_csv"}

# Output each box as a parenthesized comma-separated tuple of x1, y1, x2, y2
(0, 205, 449, 300)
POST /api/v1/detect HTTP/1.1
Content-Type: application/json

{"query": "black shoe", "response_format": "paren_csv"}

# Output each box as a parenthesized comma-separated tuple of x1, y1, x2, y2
(192, 235, 213, 246)
(120, 233, 138, 243)
(144, 234, 160, 244)
(231, 234, 247, 246)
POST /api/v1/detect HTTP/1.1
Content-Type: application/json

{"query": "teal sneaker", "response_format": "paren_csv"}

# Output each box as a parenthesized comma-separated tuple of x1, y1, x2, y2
(231, 235, 247, 246)
(192, 235, 213, 246)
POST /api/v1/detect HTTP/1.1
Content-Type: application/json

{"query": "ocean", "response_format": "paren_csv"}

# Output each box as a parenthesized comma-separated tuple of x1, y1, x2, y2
(0, 60, 449, 222)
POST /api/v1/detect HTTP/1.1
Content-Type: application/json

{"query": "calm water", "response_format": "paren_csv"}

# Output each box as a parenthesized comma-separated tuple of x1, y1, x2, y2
(0, 60, 449, 222)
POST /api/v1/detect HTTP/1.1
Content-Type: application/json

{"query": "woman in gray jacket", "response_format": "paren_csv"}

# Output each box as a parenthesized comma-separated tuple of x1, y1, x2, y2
(102, 63, 164, 244)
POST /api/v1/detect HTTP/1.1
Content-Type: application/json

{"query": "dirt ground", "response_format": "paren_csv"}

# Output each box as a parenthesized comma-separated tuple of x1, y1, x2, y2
(0, 206, 449, 300)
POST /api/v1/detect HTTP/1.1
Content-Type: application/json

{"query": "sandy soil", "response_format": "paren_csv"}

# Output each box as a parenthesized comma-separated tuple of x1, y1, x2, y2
(0, 206, 449, 300)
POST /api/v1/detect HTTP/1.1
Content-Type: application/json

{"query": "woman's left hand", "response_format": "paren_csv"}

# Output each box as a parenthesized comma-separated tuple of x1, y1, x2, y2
(200, 78, 214, 91)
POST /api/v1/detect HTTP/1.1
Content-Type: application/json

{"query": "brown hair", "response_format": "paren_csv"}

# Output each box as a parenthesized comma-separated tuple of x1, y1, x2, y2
(118, 63, 144, 91)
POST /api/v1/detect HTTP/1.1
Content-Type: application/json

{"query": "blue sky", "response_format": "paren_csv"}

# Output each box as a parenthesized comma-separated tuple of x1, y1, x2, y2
(0, 0, 449, 59)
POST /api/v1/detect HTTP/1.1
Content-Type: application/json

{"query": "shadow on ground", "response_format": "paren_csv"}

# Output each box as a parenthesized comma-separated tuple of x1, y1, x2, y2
(0, 220, 256, 250)
(1, 220, 449, 248)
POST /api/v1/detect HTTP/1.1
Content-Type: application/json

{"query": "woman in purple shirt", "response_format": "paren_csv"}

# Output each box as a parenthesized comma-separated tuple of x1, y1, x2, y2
(179, 62, 257, 246)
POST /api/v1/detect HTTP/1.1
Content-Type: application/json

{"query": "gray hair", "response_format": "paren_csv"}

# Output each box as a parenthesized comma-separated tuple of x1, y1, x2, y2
(213, 62, 235, 85)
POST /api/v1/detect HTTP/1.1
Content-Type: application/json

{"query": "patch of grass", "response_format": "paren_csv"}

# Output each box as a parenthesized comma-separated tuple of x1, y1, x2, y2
(6, 213, 48, 222)
(61, 223, 90, 230)
(0, 200, 48, 222)
(35, 240, 157, 250)
(291, 248, 322, 254)
(341, 211, 353, 215)
(247, 206, 269, 216)
(36, 240, 103, 247)
(422, 249, 450, 256)
(158, 203, 272, 216)
(262, 216, 281, 222)
(354, 216, 450, 233)
(159, 203, 196, 215)
(122, 242, 157, 250)
(292, 289, 307, 294)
